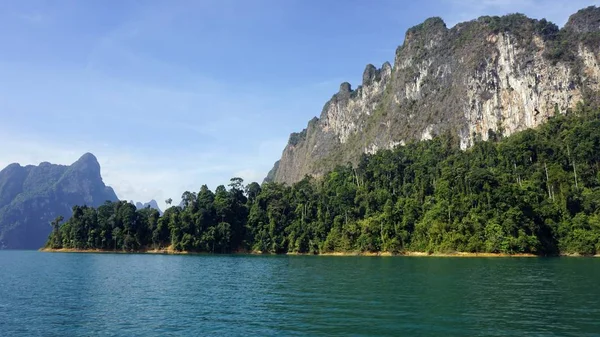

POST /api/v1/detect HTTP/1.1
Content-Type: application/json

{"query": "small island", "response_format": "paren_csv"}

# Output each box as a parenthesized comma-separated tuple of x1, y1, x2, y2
(44, 106, 600, 257)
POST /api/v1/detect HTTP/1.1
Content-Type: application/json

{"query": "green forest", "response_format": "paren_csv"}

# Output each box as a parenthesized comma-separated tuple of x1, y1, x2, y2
(46, 104, 600, 255)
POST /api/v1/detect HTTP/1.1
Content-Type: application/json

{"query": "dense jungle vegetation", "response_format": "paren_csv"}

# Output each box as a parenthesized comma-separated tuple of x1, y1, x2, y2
(46, 104, 600, 255)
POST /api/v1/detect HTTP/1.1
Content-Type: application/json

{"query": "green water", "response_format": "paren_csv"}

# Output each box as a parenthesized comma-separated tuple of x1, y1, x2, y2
(0, 251, 598, 336)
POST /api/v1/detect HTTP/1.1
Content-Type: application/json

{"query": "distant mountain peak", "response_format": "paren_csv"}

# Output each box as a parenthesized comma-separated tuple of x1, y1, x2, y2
(0, 153, 118, 249)
(69, 152, 101, 178)
(78, 152, 97, 161)
(74, 152, 99, 167)
(2, 163, 22, 172)
(131, 199, 162, 215)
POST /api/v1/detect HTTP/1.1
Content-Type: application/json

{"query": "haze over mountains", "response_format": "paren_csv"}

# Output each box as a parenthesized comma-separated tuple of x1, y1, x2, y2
(0, 153, 118, 249)
(132, 200, 163, 215)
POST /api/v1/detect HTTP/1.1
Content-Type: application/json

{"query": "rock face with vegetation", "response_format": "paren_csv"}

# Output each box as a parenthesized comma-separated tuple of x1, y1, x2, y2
(267, 7, 600, 185)
(45, 107, 600, 256)
(0, 153, 118, 249)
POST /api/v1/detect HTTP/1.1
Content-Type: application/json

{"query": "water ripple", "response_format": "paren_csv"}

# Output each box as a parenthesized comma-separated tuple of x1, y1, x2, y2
(0, 252, 599, 336)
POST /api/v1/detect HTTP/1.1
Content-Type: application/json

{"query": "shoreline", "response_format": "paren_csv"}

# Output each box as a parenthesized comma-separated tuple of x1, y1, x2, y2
(39, 248, 599, 257)
(291, 251, 539, 257)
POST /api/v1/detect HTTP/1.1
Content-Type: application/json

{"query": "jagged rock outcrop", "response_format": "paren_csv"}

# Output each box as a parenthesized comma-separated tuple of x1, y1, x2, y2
(0, 153, 118, 249)
(131, 199, 163, 215)
(267, 7, 600, 185)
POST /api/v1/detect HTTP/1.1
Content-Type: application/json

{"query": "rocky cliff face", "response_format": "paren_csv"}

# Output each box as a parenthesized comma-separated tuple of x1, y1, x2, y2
(267, 6, 600, 185)
(0, 153, 118, 249)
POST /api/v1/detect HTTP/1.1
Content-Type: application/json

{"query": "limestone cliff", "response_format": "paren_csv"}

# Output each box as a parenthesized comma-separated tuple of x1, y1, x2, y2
(266, 7, 600, 185)
(0, 153, 118, 249)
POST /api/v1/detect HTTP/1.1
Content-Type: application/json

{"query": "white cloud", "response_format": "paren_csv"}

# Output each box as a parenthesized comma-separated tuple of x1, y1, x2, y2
(232, 169, 266, 184)
(0, 126, 287, 206)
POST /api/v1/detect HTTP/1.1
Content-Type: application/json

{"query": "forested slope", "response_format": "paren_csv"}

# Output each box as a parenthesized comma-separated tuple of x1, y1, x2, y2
(46, 104, 600, 255)
(268, 7, 600, 185)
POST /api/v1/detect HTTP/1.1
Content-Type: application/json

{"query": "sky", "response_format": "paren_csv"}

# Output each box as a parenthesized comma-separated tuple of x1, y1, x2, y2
(0, 0, 598, 206)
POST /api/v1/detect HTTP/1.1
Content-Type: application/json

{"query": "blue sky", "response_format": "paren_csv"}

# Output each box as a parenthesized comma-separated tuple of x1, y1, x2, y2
(0, 0, 597, 205)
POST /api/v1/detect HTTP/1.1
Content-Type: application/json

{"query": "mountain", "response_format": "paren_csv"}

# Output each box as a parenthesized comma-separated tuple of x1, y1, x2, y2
(0, 153, 118, 249)
(44, 107, 600, 256)
(131, 199, 163, 215)
(266, 6, 600, 185)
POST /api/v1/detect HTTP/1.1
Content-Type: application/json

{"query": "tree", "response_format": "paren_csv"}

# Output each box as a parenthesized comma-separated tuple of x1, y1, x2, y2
(181, 191, 197, 210)
(42, 106, 600, 256)
(48, 216, 64, 248)
(245, 182, 261, 204)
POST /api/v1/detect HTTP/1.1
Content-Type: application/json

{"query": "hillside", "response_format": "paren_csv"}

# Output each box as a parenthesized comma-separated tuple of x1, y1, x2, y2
(0, 153, 118, 249)
(46, 105, 600, 255)
(266, 6, 600, 185)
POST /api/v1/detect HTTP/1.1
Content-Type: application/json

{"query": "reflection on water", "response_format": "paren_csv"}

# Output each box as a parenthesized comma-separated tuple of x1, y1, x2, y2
(0, 252, 598, 336)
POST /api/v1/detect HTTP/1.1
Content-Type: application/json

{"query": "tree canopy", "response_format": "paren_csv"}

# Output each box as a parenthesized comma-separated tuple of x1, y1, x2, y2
(46, 105, 600, 255)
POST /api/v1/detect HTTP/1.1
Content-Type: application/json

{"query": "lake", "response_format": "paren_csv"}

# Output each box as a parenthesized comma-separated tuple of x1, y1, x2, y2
(0, 251, 598, 336)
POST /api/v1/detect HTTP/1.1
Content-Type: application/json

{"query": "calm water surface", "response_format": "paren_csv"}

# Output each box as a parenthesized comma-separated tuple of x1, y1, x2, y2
(0, 251, 599, 336)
